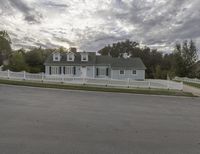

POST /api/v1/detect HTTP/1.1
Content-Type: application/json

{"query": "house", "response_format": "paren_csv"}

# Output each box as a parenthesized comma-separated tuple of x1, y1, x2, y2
(44, 50, 146, 80)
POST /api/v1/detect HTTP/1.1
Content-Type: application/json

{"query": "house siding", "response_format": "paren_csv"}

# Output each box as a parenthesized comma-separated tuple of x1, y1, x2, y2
(45, 66, 50, 75)
(44, 53, 146, 80)
(95, 66, 110, 78)
(73, 66, 81, 77)
(86, 66, 95, 78)
(111, 69, 145, 80)
(45, 65, 145, 80)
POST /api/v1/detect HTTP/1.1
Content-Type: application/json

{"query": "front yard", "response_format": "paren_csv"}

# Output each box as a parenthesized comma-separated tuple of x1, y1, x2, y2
(0, 79, 194, 97)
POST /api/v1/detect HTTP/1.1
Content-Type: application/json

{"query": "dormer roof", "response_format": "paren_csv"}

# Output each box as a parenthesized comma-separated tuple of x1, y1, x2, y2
(45, 52, 146, 70)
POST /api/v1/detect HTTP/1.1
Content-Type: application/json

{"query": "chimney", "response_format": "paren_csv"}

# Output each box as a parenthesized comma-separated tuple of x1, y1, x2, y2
(70, 47, 77, 53)
(123, 53, 129, 59)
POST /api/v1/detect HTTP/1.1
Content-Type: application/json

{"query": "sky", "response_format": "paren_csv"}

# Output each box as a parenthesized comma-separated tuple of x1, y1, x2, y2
(0, 0, 200, 56)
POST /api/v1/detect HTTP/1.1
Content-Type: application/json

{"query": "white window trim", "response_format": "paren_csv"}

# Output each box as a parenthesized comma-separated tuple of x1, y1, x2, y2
(132, 70, 137, 75)
(67, 53, 75, 61)
(53, 53, 61, 62)
(64, 66, 74, 75)
(119, 70, 125, 75)
(81, 54, 88, 62)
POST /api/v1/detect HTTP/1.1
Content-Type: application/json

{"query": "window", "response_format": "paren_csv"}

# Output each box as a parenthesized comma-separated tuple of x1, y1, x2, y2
(49, 67, 51, 75)
(120, 70, 125, 75)
(106, 68, 109, 76)
(132, 70, 137, 75)
(59, 67, 62, 74)
(96, 67, 108, 76)
(53, 53, 60, 61)
(67, 53, 74, 61)
(81, 54, 88, 61)
(82, 56, 87, 61)
(52, 66, 59, 74)
(64, 66, 73, 75)
(99, 68, 106, 75)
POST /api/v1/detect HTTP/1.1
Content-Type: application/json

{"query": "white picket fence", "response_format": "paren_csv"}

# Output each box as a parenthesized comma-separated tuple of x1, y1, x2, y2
(0, 70, 183, 90)
(175, 77, 200, 84)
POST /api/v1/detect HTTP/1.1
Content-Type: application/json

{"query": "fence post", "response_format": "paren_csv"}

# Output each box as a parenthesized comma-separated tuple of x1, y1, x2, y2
(167, 80, 170, 90)
(109, 78, 111, 87)
(83, 77, 85, 85)
(7, 69, 10, 79)
(181, 82, 183, 91)
(106, 78, 110, 87)
(61, 75, 64, 84)
(148, 81, 151, 89)
(23, 71, 26, 80)
(127, 78, 130, 88)
(42, 72, 44, 82)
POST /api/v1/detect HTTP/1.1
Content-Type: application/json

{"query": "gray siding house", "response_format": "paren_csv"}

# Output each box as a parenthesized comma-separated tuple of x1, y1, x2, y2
(44, 51, 146, 80)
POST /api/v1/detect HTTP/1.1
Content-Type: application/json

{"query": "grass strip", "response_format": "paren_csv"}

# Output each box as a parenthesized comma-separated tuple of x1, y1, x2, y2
(0, 79, 195, 97)
(183, 81, 200, 89)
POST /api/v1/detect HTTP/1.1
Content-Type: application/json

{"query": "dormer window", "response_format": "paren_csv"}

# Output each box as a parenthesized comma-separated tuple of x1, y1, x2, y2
(67, 53, 75, 61)
(53, 52, 61, 62)
(81, 52, 88, 62)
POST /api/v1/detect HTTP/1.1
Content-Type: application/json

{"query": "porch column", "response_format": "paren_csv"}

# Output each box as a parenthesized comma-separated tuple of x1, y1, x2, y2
(45, 66, 49, 75)
(93, 66, 95, 78)
(62, 66, 64, 75)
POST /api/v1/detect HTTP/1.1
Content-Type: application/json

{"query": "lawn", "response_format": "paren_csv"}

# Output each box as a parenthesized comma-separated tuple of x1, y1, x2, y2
(183, 81, 200, 89)
(0, 79, 195, 97)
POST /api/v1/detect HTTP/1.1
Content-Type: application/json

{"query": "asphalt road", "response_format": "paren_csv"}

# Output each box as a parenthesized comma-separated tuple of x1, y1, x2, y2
(0, 84, 200, 154)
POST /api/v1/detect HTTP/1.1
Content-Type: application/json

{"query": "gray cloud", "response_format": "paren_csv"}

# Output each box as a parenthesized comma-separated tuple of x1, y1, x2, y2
(42, 1, 69, 8)
(0, 0, 43, 24)
(0, 0, 199, 57)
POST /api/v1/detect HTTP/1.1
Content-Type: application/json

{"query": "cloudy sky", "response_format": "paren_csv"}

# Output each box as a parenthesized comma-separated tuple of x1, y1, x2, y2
(0, 0, 200, 55)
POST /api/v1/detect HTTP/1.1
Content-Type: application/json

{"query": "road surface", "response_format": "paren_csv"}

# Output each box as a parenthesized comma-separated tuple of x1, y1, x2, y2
(0, 84, 200, 154)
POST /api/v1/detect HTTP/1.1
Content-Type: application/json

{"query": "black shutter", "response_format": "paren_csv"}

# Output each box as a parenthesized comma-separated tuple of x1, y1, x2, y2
(49, 66, 51, 75)
(73, 66, 76, 75)
(96, 68, 99, 76)
(63, 67, 65, 74)
(59, 67, 62, 74)
(106, 68, 109, 76)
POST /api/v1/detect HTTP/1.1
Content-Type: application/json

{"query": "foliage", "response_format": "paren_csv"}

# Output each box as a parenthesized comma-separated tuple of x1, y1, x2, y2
(98, 39, 199, 79)
(0, 31, 12, 65)
(98, 40, 170, 79)
(173, 40, 198, 77)
(0, 31, 199, 79)
(3, 47, 53, 73)
(7, 51, 28, 72)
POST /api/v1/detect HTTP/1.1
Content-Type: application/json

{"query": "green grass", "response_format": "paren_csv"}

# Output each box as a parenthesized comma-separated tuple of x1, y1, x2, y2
(183, 81, 200, 89)
(0, 79, 195, 97)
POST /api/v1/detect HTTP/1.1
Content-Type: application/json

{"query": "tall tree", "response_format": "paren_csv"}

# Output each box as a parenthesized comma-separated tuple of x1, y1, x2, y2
(173, 40, 198, 77)
(25, 47, 52, 73)
(0, 31, 12, 65)
(98, 40, 169, 79)
(7, 52, 28, 72)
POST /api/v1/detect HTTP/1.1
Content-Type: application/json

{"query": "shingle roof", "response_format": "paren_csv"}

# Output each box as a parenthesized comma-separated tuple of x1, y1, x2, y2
(44, 52, 146, 70)
(45, 52, 96, 65)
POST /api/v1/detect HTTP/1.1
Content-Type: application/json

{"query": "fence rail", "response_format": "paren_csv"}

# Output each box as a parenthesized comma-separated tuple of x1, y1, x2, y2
(0, 70, 183, 90)
(174, 77, 200, 84)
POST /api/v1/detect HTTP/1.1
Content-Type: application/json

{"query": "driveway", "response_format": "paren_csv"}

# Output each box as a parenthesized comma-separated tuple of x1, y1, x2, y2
(183, 84, 200, 96)
(0, 84, 200, 154)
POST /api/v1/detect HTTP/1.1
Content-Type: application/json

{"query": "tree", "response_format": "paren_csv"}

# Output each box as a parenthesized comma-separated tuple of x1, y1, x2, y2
(7, 52, 28, 72)
(98, 40, 139, 57)
(0, 31, 12, 65)
(25, 47, 53, 73)
(98, 40, 172, 79)
(173, 40, 198, 77)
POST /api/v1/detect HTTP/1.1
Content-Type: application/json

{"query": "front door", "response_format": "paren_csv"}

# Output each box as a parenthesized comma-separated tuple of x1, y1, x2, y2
(81, 67, 87, 78)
